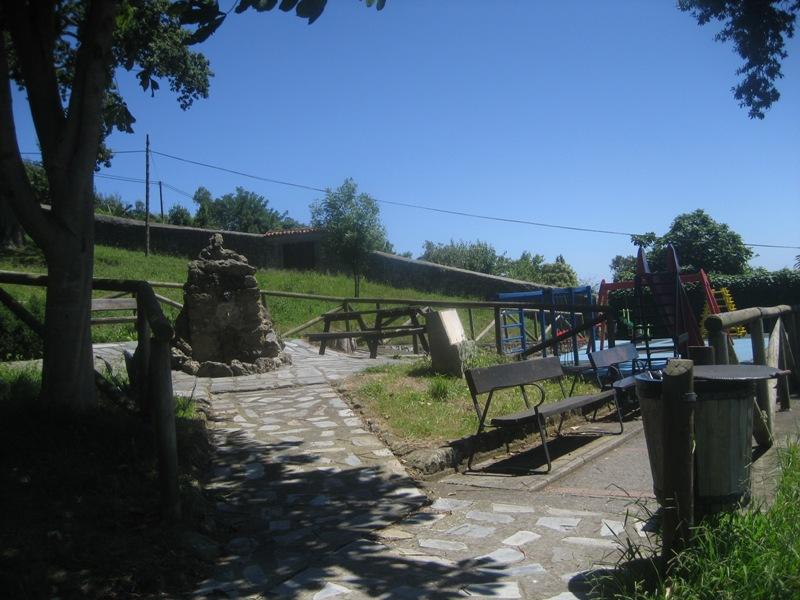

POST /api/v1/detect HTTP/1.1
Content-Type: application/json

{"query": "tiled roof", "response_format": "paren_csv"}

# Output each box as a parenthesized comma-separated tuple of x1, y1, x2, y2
(263, 227, 322, 237)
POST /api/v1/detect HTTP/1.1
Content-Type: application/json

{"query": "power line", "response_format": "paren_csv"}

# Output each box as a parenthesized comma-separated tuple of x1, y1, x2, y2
(151, 150, 327, 193)
(150, 150, 800, 250)
(28, 149, 800, 250)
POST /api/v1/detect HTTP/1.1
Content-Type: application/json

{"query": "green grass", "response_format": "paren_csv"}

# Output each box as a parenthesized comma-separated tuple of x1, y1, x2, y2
(0, 242, 496, 343)
(605, 440, 800, 600)
(346, 351, 599, 442)
(0, 362, 213, 597)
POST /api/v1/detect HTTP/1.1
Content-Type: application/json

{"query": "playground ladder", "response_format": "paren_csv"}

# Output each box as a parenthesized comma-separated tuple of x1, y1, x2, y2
(700, 287, 747, 338)
(634, 246, 703, 357)
(498, 308, 527, 355)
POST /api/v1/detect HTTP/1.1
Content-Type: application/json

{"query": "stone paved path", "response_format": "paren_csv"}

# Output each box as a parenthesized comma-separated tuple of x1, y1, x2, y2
(92, 340, 658, 599)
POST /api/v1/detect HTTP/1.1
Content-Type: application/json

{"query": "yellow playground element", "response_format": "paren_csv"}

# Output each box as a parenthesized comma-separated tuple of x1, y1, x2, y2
(700, 287, 747, 338)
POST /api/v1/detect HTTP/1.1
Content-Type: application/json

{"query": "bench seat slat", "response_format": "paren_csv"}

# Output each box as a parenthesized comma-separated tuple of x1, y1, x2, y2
(538, 390, 615, 417)
(308, 327, 425, 341)
(611, 375, 638, 391)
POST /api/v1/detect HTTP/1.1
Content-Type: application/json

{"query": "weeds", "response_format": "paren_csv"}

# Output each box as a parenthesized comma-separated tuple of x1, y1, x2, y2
(600, 440, 800, 600)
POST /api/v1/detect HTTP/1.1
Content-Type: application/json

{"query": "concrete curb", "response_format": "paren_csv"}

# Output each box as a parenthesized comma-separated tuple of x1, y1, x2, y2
(401, 416, 645, 484)
(526, 420, 644, 493)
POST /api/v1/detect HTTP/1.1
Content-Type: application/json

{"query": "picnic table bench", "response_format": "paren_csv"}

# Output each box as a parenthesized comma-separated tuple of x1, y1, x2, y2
(307, 306, 429, 358)
(465, 356, 622, 473)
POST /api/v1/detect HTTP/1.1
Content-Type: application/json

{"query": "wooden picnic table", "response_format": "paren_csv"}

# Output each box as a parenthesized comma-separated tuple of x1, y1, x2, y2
(307, 306, 429, 358)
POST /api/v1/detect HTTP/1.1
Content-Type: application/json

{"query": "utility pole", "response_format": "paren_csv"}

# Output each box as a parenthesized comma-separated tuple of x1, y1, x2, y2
(159, 180, 164, 222)
(145, 134, 150, 256)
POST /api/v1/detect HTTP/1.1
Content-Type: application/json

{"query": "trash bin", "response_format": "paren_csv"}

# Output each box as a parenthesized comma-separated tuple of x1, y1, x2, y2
(636, 373, 755, 512)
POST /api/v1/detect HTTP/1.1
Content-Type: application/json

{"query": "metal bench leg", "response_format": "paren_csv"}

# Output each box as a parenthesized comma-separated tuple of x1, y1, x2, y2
(613, 394, 624, 435)
(536, 414, 552, 473)
(467, 395, 494, 471)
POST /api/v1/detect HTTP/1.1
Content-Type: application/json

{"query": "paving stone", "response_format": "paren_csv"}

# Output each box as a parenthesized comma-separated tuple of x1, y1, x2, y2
(243, 564, 268, 586)
(467, 511, 514, 524)
(431, 498, 473, 512)
(245, 463, 265, 479)
(376, 527, 415, 540)
(501, 531, 541, 546)
(601, 519, 625, 537)
(343, 453, 362, 467)
(536, 516, 581, 532)
(475, 548, 525, 565)
(419, 538, 468, 552)
(445, 523, 496, 539)
(492, 503, 535, 513)
(462, 581, 522, 598)
(313, 582, 352, 599)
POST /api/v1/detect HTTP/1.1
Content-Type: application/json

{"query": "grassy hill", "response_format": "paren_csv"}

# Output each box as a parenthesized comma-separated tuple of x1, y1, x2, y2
(0, 243, 493, 355)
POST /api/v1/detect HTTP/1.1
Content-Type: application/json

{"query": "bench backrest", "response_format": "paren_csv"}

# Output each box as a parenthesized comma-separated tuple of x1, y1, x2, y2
(588, 343, 638, 370)
(465, 356, 563, 396)
(91, 297, 137, 312)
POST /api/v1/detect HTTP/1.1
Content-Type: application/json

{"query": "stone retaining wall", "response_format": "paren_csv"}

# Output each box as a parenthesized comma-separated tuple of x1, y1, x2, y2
(94, 215, 548, 298)
(365, 251, 550, 299)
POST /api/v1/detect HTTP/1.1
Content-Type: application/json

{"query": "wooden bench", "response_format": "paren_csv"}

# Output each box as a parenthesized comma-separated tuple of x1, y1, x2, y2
(464, 356, 622, 473)
(307, 307, 429, 358)
(587, 342, 645, 397)
(90, 295, 138, 326)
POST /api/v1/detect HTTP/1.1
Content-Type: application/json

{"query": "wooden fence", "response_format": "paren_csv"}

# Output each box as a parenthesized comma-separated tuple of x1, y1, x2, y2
(0, 270, 180, 520)
(705, 304, 800, 447)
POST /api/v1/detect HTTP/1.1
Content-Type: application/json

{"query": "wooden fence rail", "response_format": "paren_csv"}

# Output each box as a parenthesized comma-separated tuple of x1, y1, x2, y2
(705, 304, 800, 447)
(0, 270, 180, 520)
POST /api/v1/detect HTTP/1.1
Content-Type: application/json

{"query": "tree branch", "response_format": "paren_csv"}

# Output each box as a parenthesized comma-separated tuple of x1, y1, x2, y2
(0, 34, 57, 249)
(3, 1, 65, 162)
(60, 0, 119, 213)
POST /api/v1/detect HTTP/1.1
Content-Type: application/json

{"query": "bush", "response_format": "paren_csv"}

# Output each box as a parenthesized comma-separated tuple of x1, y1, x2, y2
(607, 268, 800, 337)
(0, 294, 44, 361)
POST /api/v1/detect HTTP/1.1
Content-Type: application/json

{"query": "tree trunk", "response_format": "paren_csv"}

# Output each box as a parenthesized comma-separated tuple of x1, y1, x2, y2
(0, 199, 24, 248)
(41, 220, 96, 409)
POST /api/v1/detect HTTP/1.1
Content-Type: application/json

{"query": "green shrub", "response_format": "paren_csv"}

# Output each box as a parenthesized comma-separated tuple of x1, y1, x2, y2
(0, 364, 41, 403)
(607, 268, 800, 338)
(0, 294, 44, 361)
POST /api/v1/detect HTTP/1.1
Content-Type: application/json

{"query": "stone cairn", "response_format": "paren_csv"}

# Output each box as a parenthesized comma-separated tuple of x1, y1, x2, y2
(171, 234, 291, 377)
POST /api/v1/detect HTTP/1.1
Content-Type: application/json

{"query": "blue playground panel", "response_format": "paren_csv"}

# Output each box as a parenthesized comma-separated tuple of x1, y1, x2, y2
(497, 286, 597, 364)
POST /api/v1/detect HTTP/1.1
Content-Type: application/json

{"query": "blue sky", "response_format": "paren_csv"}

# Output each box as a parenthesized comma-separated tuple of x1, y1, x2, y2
(12, 1, 800, 283)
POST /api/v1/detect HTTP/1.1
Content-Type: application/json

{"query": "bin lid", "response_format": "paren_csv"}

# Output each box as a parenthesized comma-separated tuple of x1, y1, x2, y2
(692, 365, 787, 381)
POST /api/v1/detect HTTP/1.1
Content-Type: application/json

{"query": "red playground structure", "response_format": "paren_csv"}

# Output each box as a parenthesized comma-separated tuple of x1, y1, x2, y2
(598, 245, 723, 359)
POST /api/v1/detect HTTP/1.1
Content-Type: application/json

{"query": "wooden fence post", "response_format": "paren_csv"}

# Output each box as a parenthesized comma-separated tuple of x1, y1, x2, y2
(135, 293, 151, 415)
(494, 307, 502, 355)
(661, 359, 695, 563)
(750, 317, 772, 448)
(708, 328, 729, 365)
(468, 308, 475, 341)
(776, 319, 791, 411)
(150, 338, 181, 520)
(688, 345, 715, 365)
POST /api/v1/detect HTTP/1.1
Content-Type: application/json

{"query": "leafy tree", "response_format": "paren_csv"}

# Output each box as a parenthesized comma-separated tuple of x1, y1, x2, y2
(420, 239, 502, 275)
(537, 255, 579, 287)
(311, 178, 388, 297)
(94, 192, 132, 218)
(649, 209, 753, 274)
(189, 186, 298, 232)
(680, 0, 799, 119)
(504, 250, 545, 281)
(609, 254, 637, 282)
(167, 204, 192, 226)
(0, 0, 384, 408)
